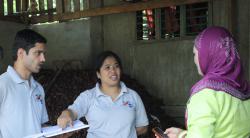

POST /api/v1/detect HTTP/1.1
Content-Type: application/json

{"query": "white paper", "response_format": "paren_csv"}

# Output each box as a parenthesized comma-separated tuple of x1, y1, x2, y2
(24, 120, 89, 138)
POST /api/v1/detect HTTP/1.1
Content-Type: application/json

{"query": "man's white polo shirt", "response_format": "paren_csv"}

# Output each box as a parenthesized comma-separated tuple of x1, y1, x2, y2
(0, 66, 48, 138)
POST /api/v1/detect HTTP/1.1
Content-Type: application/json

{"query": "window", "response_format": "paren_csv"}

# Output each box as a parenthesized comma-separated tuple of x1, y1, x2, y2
(160, 6, 180, 39)
(186, 2, 208, 35)
(136, 2, 210, 40)
(136, 9, 156, 40)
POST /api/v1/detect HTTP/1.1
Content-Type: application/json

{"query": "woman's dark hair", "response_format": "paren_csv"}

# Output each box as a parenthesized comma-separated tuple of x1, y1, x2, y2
(12, 29, 47, 61)
(95, 51, 123, 73)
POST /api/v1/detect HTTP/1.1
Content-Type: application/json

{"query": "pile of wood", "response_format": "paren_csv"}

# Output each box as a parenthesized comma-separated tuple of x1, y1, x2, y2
(35, 69, 182, 138)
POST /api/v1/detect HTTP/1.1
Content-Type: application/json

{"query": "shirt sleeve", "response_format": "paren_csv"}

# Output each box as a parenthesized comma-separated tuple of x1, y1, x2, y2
(134, 92, 149, 127)
(41, 101, 49, 123)
(68, 91, 92, 119)
(0, 83, 4, 106)
(186, 89, 219, 138)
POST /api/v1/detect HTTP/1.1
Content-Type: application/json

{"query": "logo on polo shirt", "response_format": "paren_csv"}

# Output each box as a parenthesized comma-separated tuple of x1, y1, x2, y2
(122, 101, 133, 108)
(35, 94, 43, 104)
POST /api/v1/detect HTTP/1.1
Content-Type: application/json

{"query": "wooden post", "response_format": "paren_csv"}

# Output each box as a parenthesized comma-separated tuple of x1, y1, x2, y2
(84, 0, 89, 9)
(21, 0, 28, 12)
(7, 0, 13, 15)
(16, 0, 21, 13)
(56, 0, 63, 13)
(64, 0, 71, 13)
(47, 0, 53, 22)
(47, 0, 53, 10)
(74, 0, 80, 12)
(39, 0, 45, 12)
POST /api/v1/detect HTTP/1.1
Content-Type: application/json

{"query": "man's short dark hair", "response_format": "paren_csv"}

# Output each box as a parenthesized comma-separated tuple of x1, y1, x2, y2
(12, 29, 47, 61)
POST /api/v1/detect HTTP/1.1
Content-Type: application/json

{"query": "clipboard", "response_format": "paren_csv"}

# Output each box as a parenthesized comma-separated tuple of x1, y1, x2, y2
(24, 120, 89, 138)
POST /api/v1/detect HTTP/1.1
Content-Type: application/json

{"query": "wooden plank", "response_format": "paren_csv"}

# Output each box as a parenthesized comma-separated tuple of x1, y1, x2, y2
(31, 0, 210, 24)
(56, 0, 63, 13)
(7, 0, 13, 15)
(39, 0, 45, 11)
(16, 0, 21, 13)
(84, 0, 89, 9)
(21, 0, 28, 12)
(64, 0, 71, 13)
(0, 15, 23, 23)
(28, 8, 56, 15)
(74, 0, 80, 12)
(47, 0, 53, 10)
(0, 0, 4, 15)
(47, 0, 54, 20)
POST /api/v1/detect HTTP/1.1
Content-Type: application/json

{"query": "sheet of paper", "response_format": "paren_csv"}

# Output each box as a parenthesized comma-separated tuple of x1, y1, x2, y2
(43, 120, 89, 137)
(23, 133, 44, 138)
(23, 120, 89, 138)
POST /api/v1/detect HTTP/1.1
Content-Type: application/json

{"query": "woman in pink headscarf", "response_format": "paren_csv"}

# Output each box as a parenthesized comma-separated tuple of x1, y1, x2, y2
(156, 26, 250, 138)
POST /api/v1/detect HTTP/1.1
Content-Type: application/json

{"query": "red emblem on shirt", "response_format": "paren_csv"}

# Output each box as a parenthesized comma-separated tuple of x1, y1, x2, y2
(35, 94, 43, 104)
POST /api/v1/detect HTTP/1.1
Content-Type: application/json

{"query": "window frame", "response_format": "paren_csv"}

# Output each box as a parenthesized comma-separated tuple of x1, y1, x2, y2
(135, 1, 213, 42)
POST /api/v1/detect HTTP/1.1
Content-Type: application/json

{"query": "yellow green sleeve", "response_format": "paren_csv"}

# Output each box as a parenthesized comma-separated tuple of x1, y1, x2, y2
(185, 88, 250, 138)
(186, 89, 219, 138)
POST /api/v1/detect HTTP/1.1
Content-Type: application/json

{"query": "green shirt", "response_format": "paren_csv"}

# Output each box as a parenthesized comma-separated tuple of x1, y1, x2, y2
(186, 88, 250, 138)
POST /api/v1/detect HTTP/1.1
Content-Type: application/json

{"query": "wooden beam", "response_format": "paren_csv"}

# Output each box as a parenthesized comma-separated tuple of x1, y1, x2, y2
(30, 0, 209, 24)
(0, 15, 23, 23)
(0, 0, 4, 16)
(29, 8, 56, 15)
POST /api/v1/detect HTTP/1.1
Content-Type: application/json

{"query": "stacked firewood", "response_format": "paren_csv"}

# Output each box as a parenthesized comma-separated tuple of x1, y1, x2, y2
(35, 69, 182, 138)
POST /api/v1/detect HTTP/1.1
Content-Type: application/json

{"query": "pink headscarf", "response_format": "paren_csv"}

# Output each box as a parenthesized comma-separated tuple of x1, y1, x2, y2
(190, 26, 250, 100)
